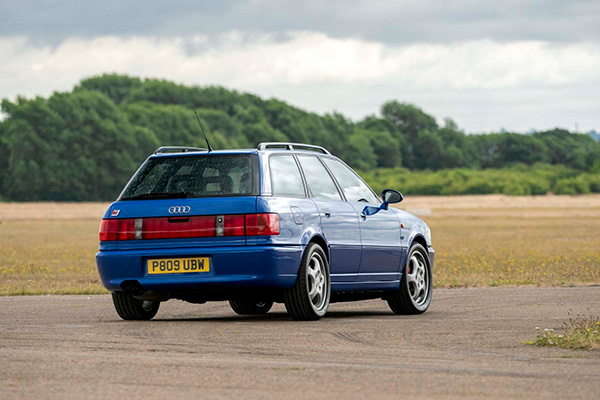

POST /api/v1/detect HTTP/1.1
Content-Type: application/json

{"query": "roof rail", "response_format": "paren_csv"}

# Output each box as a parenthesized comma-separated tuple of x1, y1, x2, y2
(154, 146, 207, 154)
(257, 142, 331, 155)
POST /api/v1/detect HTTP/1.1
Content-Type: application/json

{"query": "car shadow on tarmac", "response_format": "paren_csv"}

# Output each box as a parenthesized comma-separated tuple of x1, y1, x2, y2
(149, 309, 434, 323)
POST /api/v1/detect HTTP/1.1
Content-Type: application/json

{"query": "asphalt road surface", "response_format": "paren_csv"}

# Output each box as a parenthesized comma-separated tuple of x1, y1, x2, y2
(1, 287, 599, 399)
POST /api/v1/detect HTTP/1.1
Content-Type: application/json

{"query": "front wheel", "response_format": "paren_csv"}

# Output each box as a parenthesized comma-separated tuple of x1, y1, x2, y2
(387, 243, 432, 315)
(284, 243, 330, 320)
(112, 291, 160, 320)
(229, 300, 273, 315)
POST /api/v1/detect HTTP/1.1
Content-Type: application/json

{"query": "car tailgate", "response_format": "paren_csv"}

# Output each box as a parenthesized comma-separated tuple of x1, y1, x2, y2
(104, 197, 257, 250)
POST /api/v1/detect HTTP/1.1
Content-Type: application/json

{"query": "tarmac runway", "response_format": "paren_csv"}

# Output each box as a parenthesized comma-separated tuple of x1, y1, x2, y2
(1, 286, 599, 399)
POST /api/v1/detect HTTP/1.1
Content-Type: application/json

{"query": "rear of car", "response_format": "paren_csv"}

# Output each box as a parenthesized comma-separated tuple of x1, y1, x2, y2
(96, 150, 303, 305)
(97, 143, 434, 321)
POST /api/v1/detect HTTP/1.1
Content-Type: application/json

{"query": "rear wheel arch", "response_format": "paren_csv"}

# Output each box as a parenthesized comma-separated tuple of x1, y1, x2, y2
(284, 241, 331, 320)
(306, 235, 329, 263)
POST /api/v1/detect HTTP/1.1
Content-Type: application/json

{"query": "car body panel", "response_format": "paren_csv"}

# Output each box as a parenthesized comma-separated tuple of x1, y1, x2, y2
(350, 202, 403, 282)
(248, 196, 321, 247)
(310, 198, 361, 283)
(97, 245, 301, 292)
(96, 147, 434, 300)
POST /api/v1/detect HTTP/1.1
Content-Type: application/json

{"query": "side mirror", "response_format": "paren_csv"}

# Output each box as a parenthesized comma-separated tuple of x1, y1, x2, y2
(361, 189, 403, 218)
(381, 189, 403, 209)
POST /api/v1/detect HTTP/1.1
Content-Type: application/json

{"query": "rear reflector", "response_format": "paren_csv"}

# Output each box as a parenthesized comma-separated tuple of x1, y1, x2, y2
(99, 213, 279, 241)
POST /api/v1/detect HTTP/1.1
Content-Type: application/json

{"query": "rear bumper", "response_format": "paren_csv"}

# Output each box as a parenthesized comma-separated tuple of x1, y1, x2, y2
(96, 245, 303, 292)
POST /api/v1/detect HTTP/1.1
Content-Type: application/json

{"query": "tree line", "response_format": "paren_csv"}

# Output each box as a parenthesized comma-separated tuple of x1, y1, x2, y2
(1, 74, 598, 201)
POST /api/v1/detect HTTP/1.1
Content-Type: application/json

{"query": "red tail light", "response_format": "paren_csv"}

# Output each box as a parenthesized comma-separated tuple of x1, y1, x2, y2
(117, 219, 136, 241)
(143, 216, 215, 239)
(224, 215, 245, 236)
(246, 213, 280, 236)
(99, 219, 117, 241)
(99, 213, 280, 241)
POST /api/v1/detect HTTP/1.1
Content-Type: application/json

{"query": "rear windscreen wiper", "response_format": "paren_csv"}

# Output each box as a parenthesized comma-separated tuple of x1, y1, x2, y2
(121, 191, 190, 200)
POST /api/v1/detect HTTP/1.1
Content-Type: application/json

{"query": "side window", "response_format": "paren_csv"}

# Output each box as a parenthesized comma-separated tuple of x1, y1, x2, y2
(297, 156, 342, 201)
(270, 155, 305, 197)
(322, 158, 380, 204)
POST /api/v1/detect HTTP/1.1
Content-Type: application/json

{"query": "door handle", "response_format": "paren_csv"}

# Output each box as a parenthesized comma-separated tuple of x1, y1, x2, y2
(322, 211, 331, 218)
(359, 212, 366, 220)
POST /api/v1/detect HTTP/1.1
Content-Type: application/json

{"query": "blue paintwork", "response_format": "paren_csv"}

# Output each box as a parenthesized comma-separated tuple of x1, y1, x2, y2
(96, 148, 434, 299)
(97, 245, 301, 291)
(311, 198, 362, 283)
(350, 201, 403, 282)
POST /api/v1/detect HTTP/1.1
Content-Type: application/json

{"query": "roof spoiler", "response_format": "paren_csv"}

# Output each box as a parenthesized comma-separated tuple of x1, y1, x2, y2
(153, 146, 208, 154)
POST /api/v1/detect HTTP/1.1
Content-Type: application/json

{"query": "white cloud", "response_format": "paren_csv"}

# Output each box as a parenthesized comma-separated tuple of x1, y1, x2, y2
(1, 32, 599, 132)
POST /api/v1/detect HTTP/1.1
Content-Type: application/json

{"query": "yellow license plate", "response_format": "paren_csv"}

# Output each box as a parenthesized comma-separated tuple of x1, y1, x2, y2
(147, 257, 210, 275)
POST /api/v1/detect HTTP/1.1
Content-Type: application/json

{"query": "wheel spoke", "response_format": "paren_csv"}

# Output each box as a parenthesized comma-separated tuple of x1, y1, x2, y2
(419, 260, 426, 276)
(406, 257, 418, 284)
(412, 287, 423, 301)
(306, 254, 328, 309)
(312, 291, 322, 305)
(308, 283, 318, 299)
(308, 265, 319, 280)
(412, 253, 429, 304)
(312, 258, 321, 274)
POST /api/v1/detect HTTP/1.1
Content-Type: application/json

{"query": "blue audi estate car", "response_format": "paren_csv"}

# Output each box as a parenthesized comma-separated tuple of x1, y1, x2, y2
(96, 142, 434, 321)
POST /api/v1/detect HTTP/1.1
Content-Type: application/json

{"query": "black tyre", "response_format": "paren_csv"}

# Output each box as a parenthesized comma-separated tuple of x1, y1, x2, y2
(229, 300, 273, 315)
(284, 243, 330, 320)
(112, 291, 160, 321)
(387, 243, 432, 315)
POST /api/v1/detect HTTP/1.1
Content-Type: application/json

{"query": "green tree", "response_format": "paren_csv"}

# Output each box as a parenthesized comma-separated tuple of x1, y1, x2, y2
(534, 129, 597, 170)
(346, 132, 377, 171)
(381, 101, 438, 141)
(76, 74, 142, 104)
(2, 73, 599, 201)
(1, 91, 155, 200)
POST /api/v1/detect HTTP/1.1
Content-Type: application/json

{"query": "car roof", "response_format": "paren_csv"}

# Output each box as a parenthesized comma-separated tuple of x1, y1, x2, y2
(150, 149, 259, 158)
(149, 142, 335, 159)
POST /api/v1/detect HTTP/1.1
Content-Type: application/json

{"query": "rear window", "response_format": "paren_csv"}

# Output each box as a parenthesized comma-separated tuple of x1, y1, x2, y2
(120, 154, 258, 200)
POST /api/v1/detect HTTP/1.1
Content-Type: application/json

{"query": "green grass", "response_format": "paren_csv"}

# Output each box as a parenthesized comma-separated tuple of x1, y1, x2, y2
(529, 317, 600, 350)
(360, 164, 600, 196)
(1, 196, 600, 295)
(0, 220, 107, 295)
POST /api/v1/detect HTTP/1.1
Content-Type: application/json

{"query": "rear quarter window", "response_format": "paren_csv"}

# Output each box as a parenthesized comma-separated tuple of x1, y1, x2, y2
(269, 155, 305, 197)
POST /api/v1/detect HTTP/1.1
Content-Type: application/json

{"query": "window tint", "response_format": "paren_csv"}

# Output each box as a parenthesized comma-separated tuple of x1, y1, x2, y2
(297, 156, 342, 201)
(270, 155, 305, 197)
(121, 154, 257, 199)
(323, 158, 380, 204)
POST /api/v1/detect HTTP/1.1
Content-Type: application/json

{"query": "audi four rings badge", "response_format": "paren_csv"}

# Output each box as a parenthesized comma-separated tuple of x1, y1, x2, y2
(168, 206, 191, 214)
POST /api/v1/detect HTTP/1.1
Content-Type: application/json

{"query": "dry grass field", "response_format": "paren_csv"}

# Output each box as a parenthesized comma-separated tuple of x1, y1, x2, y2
(1, 195, 599, 295)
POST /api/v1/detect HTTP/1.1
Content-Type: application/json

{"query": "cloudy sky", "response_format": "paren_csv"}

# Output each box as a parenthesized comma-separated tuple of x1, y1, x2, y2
(1, 0, 599, 132)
